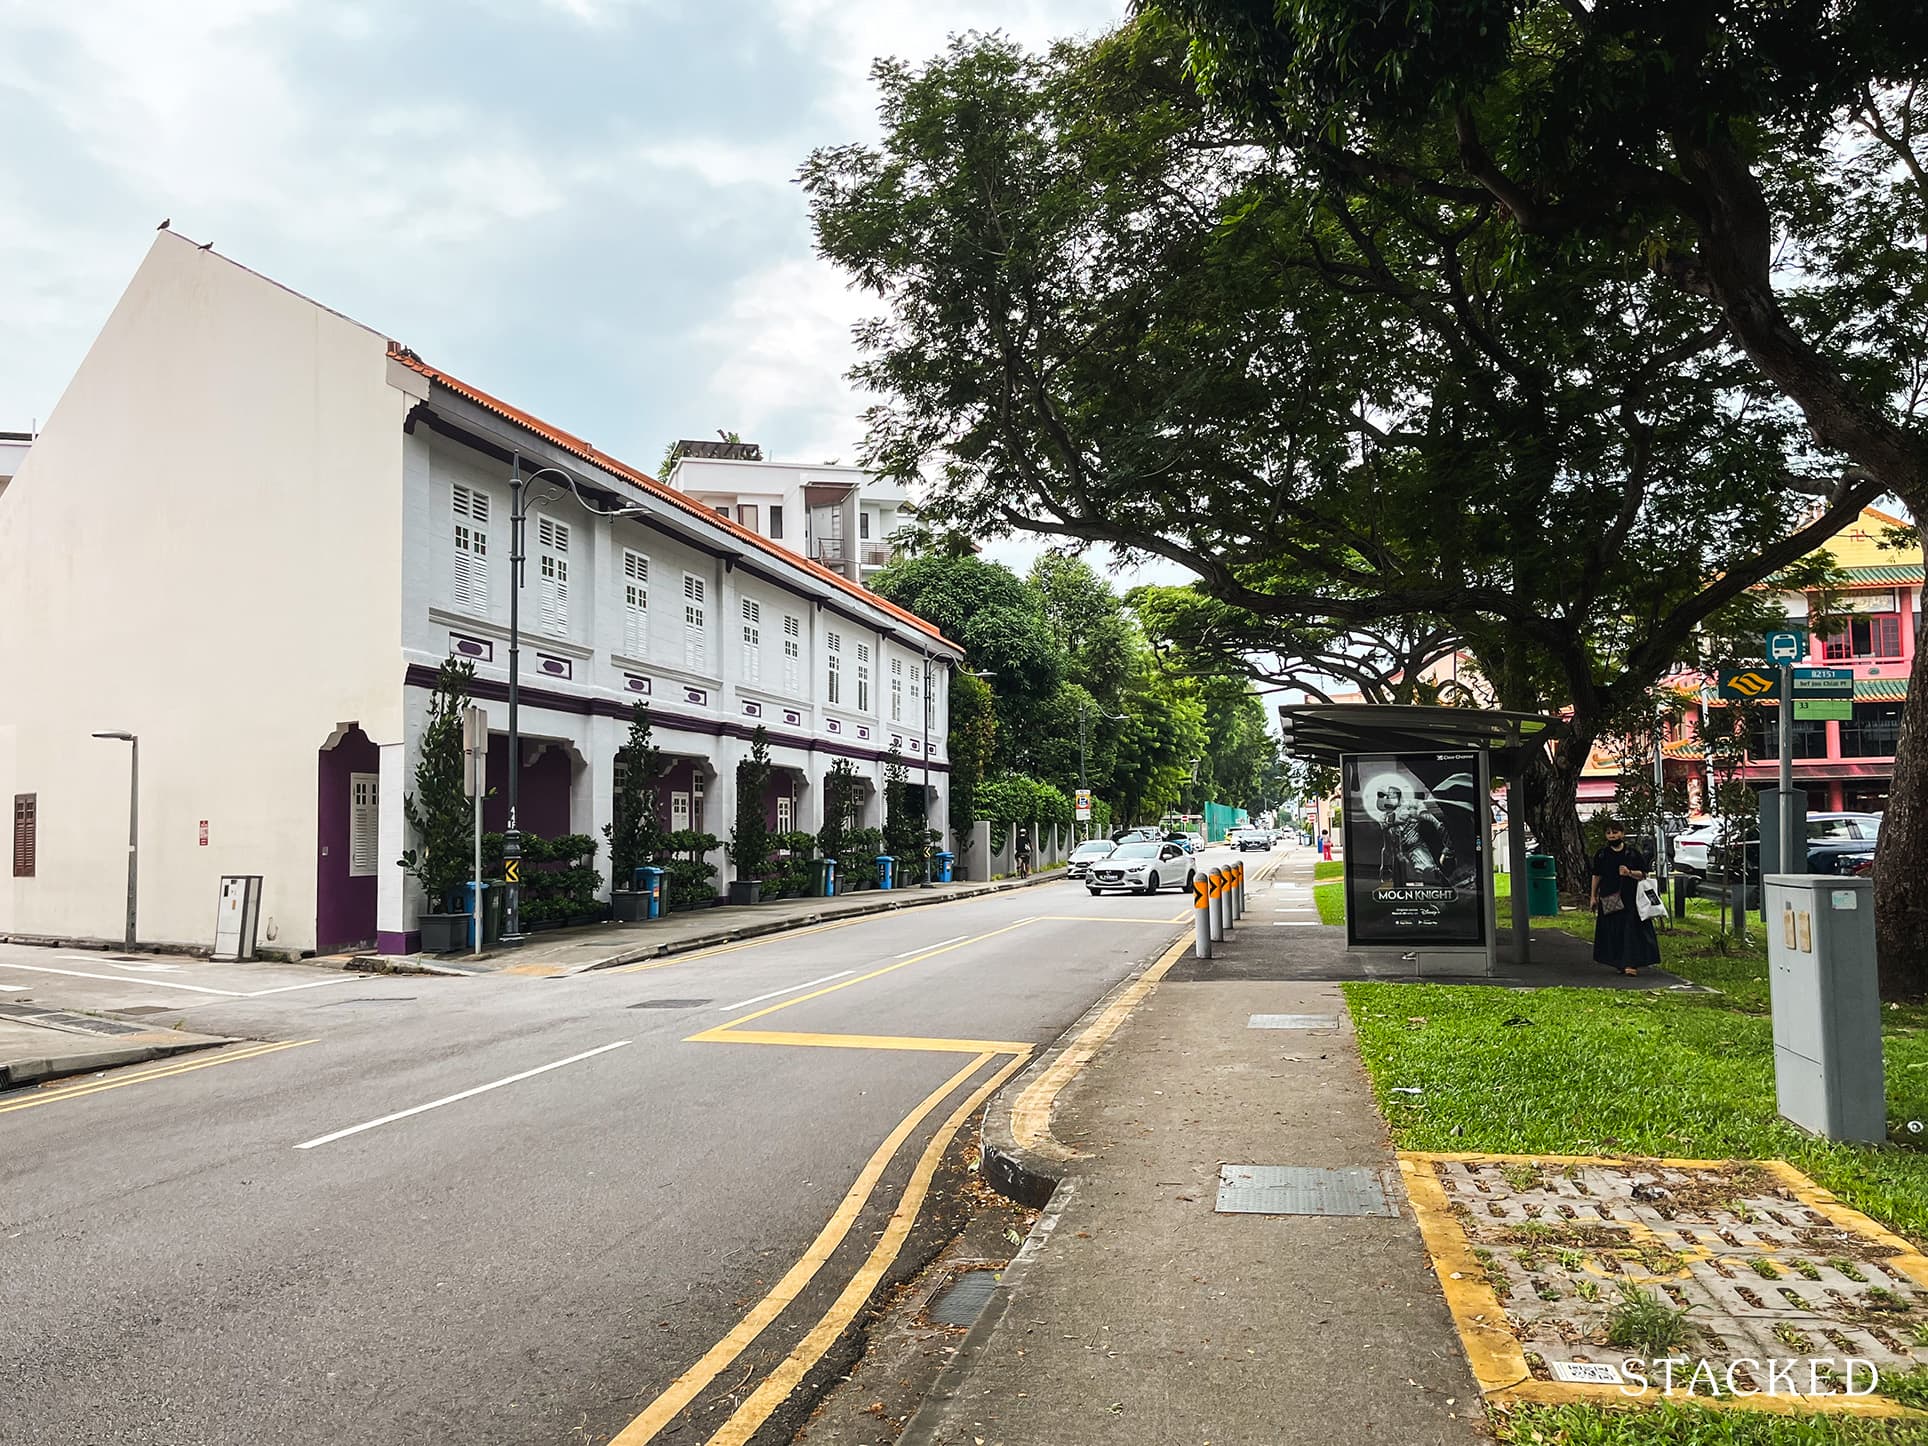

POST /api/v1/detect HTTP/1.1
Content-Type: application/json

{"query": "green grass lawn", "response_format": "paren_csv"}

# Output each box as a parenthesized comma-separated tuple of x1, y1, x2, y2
(1314, 880, 1346, 925)
(1314, 859, 1344, 880)
(1494, 1402, 1922, 1444)
(1338, 870, 1928, 1440)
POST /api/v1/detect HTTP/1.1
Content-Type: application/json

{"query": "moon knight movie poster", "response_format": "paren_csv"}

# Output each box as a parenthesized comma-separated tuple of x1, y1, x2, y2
(1341, 752, 1486, 948)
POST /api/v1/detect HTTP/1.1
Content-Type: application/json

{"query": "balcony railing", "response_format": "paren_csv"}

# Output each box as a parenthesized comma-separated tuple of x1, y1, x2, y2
(811, 538, 847, 565)
(860, 543, 892, 566)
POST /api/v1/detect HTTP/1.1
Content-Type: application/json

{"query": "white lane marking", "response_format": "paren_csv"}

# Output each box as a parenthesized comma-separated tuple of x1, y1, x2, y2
(294, 1040, 632, 1150)
(717, 971, 855, 1011)
(0, 960, 352, 998)
(899, 935, 968, 958)
(0, 983, 28, 992)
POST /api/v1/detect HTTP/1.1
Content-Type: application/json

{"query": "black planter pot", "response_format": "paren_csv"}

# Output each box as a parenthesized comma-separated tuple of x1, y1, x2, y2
(418, 912, 466, 954)
(727, 880, 762, 906)
(611, 890, 650, 923)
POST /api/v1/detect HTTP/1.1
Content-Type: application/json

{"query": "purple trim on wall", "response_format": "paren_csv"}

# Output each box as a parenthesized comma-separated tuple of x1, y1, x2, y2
(378, 929, 422, 956)
(826, 719, 842, 734)
(316, 728, 380, 954)
(450, 633, 494, 662)
(536, 653, 573, 680)
(625, 674, 651, 695)
(891, 735, 903, 750)
(782, 709, 801, 726)
(684, 686, 708, 706)
(402, 665, 948, 771)
(742, 701, 762, 718)
(857, 726, 870, 740)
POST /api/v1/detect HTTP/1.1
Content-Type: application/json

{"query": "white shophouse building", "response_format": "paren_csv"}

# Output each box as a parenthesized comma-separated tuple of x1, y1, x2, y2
(0, 233, 961, 956)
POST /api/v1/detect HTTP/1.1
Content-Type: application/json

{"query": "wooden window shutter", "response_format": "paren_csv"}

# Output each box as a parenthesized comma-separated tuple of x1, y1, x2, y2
(348, 775, 379, 878)
(12, 793, 35, 878)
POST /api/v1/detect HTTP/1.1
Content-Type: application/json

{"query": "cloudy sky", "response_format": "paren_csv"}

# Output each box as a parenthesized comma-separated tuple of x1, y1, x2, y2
(0, 0, 1126, 521)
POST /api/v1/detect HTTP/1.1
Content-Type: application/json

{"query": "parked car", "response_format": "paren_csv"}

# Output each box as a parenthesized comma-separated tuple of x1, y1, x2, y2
(1231, 828, 1271, 852)
(1670, 818, 1722, 875)
(1712, 813, 1883, 878)
(1087, 840, 1198, 896)
(1066, 839, 1117, 880)
(1181, 832, 1207, 852)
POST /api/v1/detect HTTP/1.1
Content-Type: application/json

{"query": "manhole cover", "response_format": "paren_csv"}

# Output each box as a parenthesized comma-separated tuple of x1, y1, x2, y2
(1216, 1165, 1398, 1217)
(926, 1269, 999, 1327)
(1247, 1014, 1339, 1030)
(627, 999, 712, 1010)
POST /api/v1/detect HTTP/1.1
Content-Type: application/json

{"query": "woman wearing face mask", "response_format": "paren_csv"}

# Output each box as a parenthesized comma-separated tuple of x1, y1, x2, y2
(1589, 819, 1661, 976)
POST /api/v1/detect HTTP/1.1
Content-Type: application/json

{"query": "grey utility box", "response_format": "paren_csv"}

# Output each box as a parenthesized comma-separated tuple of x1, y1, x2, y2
(1764, 874, 1884, 1142)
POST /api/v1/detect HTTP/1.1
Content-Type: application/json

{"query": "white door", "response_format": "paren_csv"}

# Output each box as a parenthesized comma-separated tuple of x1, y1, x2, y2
(671, 792, 691, 833)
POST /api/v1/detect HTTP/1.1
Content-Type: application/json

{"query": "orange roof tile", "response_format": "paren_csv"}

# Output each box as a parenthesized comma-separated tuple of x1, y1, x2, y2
(390, 346, 955, 650)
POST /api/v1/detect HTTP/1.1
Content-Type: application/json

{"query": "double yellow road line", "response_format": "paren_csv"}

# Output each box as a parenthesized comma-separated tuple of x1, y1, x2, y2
(0, 1038, 311, 1115)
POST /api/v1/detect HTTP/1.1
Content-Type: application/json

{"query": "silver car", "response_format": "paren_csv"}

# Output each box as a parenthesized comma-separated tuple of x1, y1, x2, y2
(1087, 841, 1197, 896)
(1066, 839, 1116, 879)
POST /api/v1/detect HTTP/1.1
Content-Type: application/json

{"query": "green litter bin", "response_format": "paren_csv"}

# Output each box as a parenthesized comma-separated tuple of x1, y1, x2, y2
(1525, 854, 1560, 918)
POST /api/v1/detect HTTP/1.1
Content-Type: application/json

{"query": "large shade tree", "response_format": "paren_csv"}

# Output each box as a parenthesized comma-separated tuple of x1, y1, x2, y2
(804, 23, 1872, 898)
(1158, 0, 1928, 990)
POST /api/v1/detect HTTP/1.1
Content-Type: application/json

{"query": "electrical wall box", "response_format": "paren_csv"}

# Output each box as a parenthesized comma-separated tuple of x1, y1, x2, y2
(1764, 874, 1884, 1142)
(213, 875, 263, 963)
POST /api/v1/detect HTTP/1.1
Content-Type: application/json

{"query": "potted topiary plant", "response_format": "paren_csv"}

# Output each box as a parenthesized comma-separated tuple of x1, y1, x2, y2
(818, 758, 857, 894)
(605, 702, 663, 922)
(400, 656, 479, 953)
(727, 727, 773, 904)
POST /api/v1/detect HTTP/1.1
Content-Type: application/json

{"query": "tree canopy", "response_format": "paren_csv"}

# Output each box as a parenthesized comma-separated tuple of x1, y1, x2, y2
(804, 20, 1887, 898)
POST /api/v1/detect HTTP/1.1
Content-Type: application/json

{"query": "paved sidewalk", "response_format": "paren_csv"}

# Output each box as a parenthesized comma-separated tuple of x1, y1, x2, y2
(387, 868, 1069, 975)
(906, 850, 1482, 1445)
(0, 1005, 229, 1089)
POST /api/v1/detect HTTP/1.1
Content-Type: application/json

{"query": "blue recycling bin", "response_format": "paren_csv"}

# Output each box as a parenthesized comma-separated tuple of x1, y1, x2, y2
(815, 857, 838, 897)
(876, 854, 895, 890)
(635, 865, 667, 919)
(460, 881, 501, 948)
(935, 851, 955, 883)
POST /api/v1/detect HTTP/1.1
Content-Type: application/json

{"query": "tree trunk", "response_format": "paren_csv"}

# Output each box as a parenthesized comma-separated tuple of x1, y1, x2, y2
(1874, 610, 1928, 1000)
(1519, 738, 1590, 901)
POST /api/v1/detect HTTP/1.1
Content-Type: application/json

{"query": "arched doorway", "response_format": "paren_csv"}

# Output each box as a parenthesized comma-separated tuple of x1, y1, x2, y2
(317, 724, 380, 954)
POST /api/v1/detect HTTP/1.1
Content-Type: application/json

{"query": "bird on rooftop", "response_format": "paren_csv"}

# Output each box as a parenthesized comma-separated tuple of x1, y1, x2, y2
(157, 218, 170, 230)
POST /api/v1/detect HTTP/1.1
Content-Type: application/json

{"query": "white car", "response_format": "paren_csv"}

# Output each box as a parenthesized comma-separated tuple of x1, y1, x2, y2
(1066, 839, 1116, 879)
(1670, 819, 1722, 876)
(1087, 841, 1198, 896)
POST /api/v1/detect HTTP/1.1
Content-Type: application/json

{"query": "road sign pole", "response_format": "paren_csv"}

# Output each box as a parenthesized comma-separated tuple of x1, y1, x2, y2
(1779, 663, 1794, 878)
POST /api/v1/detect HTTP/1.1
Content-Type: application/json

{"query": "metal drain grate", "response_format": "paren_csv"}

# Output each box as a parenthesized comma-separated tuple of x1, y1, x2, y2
(1247, 1014, 1339, 1030)
(0, 1004, 148, 1036)
(1215, 1165, 1398, 1217)
(925, 1269, 999, 1327)
(627, 999, 713, 1010)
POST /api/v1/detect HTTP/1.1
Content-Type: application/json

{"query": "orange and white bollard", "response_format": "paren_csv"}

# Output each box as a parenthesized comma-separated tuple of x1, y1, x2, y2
(1193, 872, 1212, 960)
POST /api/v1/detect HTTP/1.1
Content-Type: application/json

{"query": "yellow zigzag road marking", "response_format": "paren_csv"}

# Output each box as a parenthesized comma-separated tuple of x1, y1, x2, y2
(0, 1039, 312, 1115)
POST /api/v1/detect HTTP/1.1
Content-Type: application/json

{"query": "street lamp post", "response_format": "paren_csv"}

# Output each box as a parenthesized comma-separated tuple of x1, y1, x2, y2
(91, 731, 137, 949)
(1077, 701, 1129, 842)
(920, 653, 934, 886)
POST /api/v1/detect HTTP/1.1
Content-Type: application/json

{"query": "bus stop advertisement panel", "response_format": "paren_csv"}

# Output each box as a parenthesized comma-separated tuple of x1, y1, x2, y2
(1342, 751, 1491, 958)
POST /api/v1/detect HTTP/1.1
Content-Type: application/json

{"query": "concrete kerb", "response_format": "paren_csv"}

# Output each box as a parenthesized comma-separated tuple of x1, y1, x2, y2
(577, 869, 1070, 974)
(0, 1033, 231, 1091)
(896, 1179, 1081, 1446)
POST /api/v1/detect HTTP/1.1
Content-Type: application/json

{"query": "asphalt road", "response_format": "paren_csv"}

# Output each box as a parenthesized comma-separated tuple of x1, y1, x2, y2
(0, 858, 1224, 1445)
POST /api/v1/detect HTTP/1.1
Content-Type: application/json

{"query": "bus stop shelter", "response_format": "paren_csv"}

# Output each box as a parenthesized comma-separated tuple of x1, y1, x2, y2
(1277, 704, 1566, 975)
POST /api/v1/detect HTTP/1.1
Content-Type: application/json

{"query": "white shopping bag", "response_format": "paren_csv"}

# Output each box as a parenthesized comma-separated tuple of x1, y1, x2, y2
(1635, 877, 1667, 922)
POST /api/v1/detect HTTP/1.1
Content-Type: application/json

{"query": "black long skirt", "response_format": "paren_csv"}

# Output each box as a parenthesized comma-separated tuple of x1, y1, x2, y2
(1593, 906, 1661, 970)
